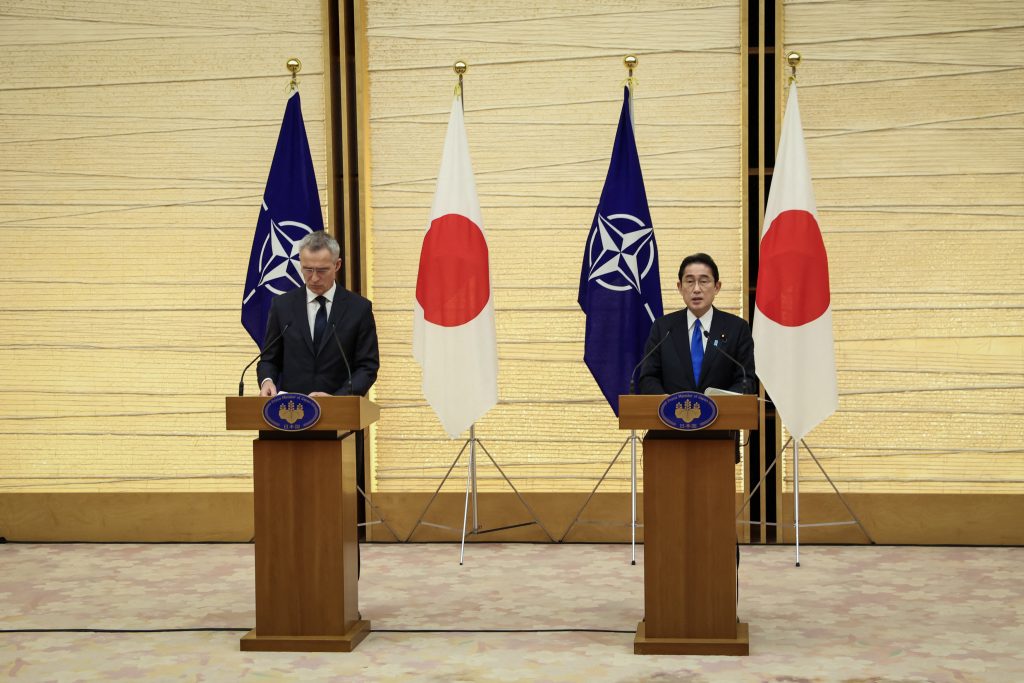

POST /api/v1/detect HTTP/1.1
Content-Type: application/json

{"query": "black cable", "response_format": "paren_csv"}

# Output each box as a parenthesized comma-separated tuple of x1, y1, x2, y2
(0, 540, 249, 545)
(0, 628, 249, 633)
(0, 630, 634, 634)
(374, 628, 634, 634)
(4, 540, 1016, 547)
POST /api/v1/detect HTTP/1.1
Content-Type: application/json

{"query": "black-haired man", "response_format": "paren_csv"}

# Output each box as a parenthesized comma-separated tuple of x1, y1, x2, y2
(638, 252, 755, 396)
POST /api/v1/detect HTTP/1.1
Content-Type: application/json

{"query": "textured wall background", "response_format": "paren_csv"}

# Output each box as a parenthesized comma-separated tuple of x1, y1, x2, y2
(3, 0, 1019, 511)
(364, 0, 745, 493)
(780, 0, 1024, 494)
(0, 1, 327, 492)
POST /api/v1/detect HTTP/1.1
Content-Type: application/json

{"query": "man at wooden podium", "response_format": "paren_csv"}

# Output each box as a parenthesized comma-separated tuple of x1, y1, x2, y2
(257, 231, 379, 397)
(637, 251, 754, 569)
(638, 252, 755, 396)
(629, 252, 757, 654)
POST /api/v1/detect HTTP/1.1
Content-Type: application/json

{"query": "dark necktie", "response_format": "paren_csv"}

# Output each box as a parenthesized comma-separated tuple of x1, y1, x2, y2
(691, 319, 704, 384)
(313, 295, 327, 348)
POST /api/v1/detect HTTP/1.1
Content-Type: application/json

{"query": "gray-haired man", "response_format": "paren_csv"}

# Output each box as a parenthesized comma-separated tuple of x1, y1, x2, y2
(258, 231, 379, 397)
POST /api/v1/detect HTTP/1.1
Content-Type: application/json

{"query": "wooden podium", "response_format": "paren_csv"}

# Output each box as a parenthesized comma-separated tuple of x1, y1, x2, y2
(620, 394, 757, 656)
(226, 396, 379, 652)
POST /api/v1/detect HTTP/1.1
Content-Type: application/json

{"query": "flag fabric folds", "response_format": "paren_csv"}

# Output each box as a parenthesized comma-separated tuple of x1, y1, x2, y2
(241, 91, 324, 347)
(753, 84, 838, 440)
(578, 86, 663, 415)
(413, 95, 499, 438)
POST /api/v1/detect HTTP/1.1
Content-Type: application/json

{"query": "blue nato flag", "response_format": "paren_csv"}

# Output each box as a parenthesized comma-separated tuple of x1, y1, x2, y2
(241, 91, 324, 347)
(578, 86, 663, 415)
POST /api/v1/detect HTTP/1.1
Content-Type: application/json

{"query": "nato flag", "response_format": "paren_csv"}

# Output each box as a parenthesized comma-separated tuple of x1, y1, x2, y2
(241, 91, 324, 347)
(578, 86, 663, 415)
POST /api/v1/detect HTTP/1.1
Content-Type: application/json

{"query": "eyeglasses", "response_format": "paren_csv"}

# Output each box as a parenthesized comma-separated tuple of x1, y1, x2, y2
(680, 277, 715, 290)
(301, 267, 334, 276)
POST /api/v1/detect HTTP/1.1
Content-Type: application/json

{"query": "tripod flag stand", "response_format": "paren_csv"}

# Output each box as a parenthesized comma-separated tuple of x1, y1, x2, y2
(405, 425, 554, 563)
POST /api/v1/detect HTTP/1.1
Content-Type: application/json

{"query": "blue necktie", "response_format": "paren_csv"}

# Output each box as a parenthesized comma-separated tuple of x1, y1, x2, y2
(691, 319, 704, 384)
(313, 295, 327, 349)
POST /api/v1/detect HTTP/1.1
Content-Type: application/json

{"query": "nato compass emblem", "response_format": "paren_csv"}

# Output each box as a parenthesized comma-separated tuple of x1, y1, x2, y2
(658, 391, 719, 431)
(585, 213, 656, 295)
(263, 393, 322, 431)
(243, 210, 315, 303)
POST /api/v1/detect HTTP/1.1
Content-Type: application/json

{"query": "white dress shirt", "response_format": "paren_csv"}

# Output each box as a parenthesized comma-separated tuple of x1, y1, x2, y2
(307, 282, 337, 339)
(686, 308, 714, 352)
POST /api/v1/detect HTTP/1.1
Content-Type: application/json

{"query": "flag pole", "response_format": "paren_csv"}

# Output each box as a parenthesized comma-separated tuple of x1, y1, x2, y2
(456, 60, 480, 552)
(779, 51, 803, 568)
(452, 59, 481, 564)
(460, 424, 474, 565)
(793, 438, 801, 566)
(624, 54, 641, 567)
(471, 423, 478, 530)
(786, 51, 802, 568)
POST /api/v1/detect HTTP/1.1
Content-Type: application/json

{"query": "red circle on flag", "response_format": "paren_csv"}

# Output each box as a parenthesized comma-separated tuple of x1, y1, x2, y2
(756, 209, 831, 327)
(416, 213, 491, 327)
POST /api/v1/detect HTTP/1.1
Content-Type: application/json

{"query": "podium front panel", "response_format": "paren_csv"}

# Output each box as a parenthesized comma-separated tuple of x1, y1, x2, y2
(252, 434, 360, 636)
(643, 436, 737, 639)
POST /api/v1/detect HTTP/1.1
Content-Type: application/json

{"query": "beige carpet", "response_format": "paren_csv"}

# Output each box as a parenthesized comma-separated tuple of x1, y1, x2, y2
(1, 542, 1021, 681)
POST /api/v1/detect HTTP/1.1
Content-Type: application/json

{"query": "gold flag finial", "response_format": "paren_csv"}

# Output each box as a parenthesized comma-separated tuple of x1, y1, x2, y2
(623, 54, 638, 88)
(786, 51, 801, 84)
(286, 58, 302, 91)
(453, 60, 467, 97)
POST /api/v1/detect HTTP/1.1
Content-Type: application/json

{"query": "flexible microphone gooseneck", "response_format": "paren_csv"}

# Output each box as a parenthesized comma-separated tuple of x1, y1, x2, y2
(628, 329, 672, 394)
(704, 330, 756, 447)
(328, 323, 354, 395)
(237, 322, 291, 396)
(703, 330, 752, 394)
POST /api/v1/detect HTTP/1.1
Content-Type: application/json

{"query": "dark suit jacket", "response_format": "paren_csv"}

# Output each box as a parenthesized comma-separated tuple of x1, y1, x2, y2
(257, 286, 379, 396)
(638, 306, 755, 395)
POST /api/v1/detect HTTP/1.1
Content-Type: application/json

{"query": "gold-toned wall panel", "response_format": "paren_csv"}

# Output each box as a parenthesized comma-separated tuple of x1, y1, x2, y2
(0, 491, 1020, 544)
(0, 1, 327, 493)
(781, 0, 1023, 495)
(365, 0, 744, 492)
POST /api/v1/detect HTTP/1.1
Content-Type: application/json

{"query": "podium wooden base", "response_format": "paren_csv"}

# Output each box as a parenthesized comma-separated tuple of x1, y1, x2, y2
(634, 621, 749, 656)
(240, 619, 371, 653)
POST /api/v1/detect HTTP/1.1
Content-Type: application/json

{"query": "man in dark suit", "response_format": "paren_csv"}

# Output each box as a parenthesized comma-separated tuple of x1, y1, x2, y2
(639, 252, 755, 396)
(258, 231, 379, 397)
(640, 252, 754, 577)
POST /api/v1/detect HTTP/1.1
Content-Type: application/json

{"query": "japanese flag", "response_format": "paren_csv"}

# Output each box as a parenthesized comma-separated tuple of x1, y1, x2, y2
(413, 95, 499, 438)
(753, 84, 838, 441)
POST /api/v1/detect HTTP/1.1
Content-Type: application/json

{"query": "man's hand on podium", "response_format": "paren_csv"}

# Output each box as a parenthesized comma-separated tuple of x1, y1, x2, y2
(309, 391, 331, 398)
(259, 380, 277, 397)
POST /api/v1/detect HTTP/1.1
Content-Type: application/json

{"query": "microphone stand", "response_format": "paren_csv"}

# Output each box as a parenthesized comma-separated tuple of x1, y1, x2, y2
(238, 323, 291, 396)
(703, 330, 751, 394)
(326, 323, 399, 539)
(328, 323, 354, 394)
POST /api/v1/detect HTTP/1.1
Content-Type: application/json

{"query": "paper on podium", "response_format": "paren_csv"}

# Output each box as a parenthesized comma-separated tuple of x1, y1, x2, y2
(705, 387, 742, 396)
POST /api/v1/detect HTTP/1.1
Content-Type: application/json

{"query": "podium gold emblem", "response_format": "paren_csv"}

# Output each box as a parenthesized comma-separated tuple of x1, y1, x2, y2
(278, 400, 305, 425)
(675, 399, 702, 423)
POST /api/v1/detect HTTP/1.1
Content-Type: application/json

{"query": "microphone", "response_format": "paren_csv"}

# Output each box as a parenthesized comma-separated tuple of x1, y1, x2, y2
(629, 329, 671, 394)
(328, 323, 355, 395)
(703, 330, 752, 394)
(238, 322, 291, 396)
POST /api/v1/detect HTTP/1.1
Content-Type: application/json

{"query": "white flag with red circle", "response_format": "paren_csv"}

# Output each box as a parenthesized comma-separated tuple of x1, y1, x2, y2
(413, 95, 498, 438)
(753, 84, 838, 441)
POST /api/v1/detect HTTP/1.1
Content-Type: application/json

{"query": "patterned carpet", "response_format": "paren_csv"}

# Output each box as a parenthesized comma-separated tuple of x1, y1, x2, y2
(1, 543, 1021, 682)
